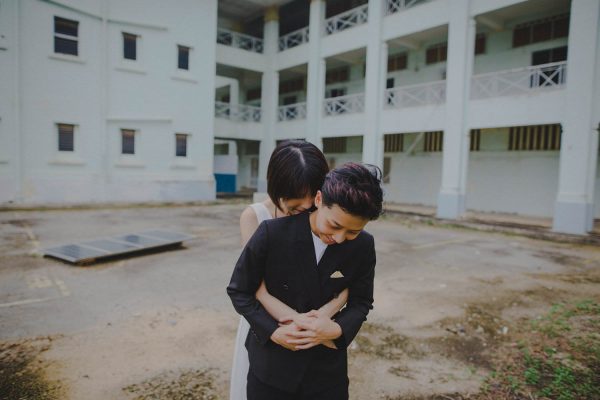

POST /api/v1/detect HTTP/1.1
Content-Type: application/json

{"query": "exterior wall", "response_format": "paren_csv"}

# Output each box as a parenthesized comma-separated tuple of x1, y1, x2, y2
(3, 0, 217, 205)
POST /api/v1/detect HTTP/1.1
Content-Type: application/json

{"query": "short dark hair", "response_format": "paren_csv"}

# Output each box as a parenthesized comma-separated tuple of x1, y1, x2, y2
(267, 140, 329, 211)
(321, 162, 383, 220)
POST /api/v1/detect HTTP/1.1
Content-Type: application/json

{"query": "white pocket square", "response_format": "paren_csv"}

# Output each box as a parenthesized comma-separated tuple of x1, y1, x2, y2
(330, 270, 344, 278)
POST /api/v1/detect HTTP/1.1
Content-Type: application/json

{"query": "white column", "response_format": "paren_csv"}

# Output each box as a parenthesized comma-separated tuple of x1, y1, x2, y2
(362, 0, 386, 168)
(553, 0, 600, 234)
(306, 0, 326, 147)
(257, 6, 280, 192)
(436, 0, 475, 219)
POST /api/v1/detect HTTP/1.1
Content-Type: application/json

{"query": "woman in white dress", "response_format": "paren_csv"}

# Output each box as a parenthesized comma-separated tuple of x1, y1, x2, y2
(230, 140, 349, 400)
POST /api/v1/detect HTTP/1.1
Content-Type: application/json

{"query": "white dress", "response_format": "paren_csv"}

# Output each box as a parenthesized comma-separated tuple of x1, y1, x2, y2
(230, 202, 273, 400)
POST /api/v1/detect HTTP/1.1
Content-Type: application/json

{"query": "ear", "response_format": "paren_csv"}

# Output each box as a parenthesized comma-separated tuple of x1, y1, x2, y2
(314, 190, 322, 209)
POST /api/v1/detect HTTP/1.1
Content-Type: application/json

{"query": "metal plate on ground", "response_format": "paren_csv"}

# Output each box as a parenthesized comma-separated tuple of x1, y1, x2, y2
(43, 230, 194, 265)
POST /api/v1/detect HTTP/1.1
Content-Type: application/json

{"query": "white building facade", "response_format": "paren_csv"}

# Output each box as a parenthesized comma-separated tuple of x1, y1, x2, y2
(2, 0, 600, 235)
(0, 0, 218, 204)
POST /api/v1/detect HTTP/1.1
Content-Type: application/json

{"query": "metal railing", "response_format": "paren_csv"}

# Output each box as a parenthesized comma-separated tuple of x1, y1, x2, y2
(324, 93, 365, 116)
(216, 28, 263, 53)
(384, 80, 446, 108)
(325, 4, 368, 35)
(278, 102, 307, 121)
(386, 0, 428, 15)
(215, 102, 262, 122)
(279, 27, 309, 51)
(471, 61, 567, 100)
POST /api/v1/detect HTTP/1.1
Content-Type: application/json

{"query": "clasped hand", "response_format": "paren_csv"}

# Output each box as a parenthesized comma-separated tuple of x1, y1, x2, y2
(270, 310, 342, 351)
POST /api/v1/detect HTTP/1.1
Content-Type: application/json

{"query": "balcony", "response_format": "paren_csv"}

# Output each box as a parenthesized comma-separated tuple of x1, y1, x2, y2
(278, 102, 307, 121)
(471, 62, 567, 100)
(217, 28, 263, 54)
(324, 93, 365, 116)
(279, 27, 309, 51)
(386, 0, 429, 15)
(384, 80, 446, 108)
(215, 102, 262, 122)
(325, 4, 368, 35)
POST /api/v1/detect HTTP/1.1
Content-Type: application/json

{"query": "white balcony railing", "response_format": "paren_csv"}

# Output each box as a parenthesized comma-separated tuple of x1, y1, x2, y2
(217, 28, 263, 53)
(324, 93, 365, 116)
(471, 61, 567, 100)
(325, 4, 368, 35)
(384, 80, 446, 108)
(279, 27, 309, 51)
(386, 0, 428, 15)
(278, 102, 307, 121)
(215, 102, 262, 122)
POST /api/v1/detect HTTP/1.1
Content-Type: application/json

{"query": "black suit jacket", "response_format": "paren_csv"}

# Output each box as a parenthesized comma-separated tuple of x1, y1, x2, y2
(227, 212, 376, 394)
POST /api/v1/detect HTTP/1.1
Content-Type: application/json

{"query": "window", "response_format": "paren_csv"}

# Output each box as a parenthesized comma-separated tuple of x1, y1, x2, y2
(425, 42, 447, 65)
(175, 134, 188, 157)
(383, 157, 391, 184)
(512, 14, 570, 48)
(384, 133, 404, 152)
(470, 129, 481, 151)
(508, 124, 561, 151)
(58, 123, 75, 151)
(325, 66, 350, 84)
(475, 33, 486, 55)
(246, 88, 261, 101)
(388, 53, 407, 72)
(423, 131, 443, 152)
(279, 78, 304, 94)
(327, 88, 346, 98)
(323, 137, 346, 153)
(386, 78, 395, 89)
(121, 129, 135, 154)
(178, 45, 190, 70)
(123, 33, 137, 60)
(283, 96, 297, 106)
(54, 16, 78, 56)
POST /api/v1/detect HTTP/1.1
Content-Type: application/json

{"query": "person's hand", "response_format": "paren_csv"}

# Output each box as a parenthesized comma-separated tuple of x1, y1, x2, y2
(270, 323, 302, 351)
(283, 310, 342, 350)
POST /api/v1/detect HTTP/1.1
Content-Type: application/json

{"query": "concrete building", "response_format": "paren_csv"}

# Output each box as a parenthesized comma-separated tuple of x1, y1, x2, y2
(1, 0, 599, 235)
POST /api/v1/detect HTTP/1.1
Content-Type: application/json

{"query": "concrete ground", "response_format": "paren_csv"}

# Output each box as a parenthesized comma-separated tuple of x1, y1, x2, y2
(1, 202, 599, 399)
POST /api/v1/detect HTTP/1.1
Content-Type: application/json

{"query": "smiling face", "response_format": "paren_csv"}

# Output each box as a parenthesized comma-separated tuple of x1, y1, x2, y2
(309, 191, 368, 245)
(278, 195, 314, 216)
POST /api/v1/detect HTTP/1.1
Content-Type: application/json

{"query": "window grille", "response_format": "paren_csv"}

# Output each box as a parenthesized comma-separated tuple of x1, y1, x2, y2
(323, 137, 346, 153)
(384, 133, 404, 152)
(475, 33, 486, 55)
(508, 124, 561, 151)
(470, 129, 481, 151)
(425, 42, 447, 65)
(58, 123, 74, 152)
(54, 16, 78, 56)
(178, 45, 190, 70)
(123, 33, 137, 60)
(388, 53, 407, 71)
(175, 134, 187, 157)
(121, 129, 135, 154)
(512, 14, 569, 48)
(325, 66, 350, 84)
(423, 131, 443, 152)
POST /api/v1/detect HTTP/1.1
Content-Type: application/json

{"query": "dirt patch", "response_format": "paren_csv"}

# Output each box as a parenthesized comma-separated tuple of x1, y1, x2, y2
(0, 218, 38, 228)
(122, 368, 220, 400)
(354, 323, 425, 361)
(528, 270, 600, 284)
(0, 336, 64, 400)
(532, 250, 588, 268)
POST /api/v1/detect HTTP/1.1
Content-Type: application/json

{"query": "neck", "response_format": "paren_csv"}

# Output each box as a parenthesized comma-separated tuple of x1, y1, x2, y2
(309, 210, 319, 236)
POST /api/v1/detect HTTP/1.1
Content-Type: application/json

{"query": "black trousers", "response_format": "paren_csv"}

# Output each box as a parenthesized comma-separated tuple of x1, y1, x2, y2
(247, 371, 349, 400)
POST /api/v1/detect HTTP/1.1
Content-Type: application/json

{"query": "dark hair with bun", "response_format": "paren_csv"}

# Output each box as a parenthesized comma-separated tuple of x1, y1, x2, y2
(321, 162, 383, 220)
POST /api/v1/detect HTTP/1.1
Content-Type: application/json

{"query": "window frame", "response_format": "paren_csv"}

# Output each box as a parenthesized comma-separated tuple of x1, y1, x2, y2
(177, 45, 191, 70)
(122, 32, 138, 61)
(54, 16, 79, 56)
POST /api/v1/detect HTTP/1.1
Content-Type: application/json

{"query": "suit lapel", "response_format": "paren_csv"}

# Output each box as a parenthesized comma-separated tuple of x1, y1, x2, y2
(293, 213, 321, 310)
